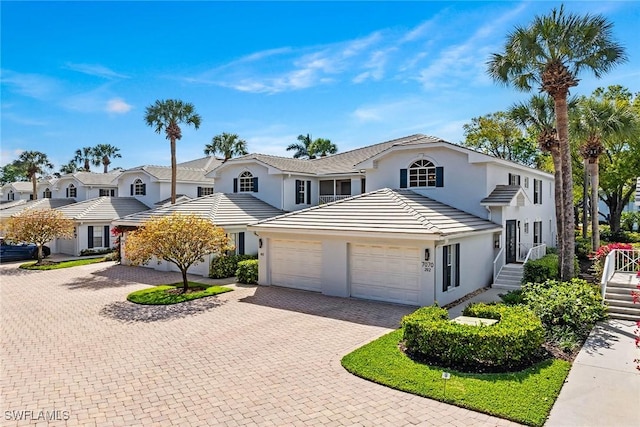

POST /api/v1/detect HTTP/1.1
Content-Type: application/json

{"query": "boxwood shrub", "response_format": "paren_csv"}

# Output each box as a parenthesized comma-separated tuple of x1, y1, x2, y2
(402, 303, 544, 372)
(236, 260, 258, 284)
(210, 254, 257, 279)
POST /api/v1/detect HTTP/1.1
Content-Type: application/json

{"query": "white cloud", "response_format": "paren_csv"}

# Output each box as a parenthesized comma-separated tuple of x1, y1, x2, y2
(0, 69, 59, 99)
(0, 148, 25, 166)
(105, 98, 133, 114)
(65, 63, 129, 79)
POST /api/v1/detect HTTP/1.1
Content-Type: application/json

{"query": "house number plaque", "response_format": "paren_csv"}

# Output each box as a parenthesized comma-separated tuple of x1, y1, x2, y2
(422, 261, 434, 272)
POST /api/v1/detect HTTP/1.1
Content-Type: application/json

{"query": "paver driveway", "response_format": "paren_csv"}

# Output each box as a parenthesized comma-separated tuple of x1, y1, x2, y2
(1, 261, 520, 426)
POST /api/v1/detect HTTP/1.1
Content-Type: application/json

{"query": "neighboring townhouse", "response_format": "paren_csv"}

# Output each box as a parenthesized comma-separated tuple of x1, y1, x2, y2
(212, 134, 554, 307)
(50, 171, 122, 201)
(1, 181, 36, 202)
(114, 157, 221, 208)
(114, 193, 284, 277)
(54, 197, 150, 256)
(0, 198, 76, 236)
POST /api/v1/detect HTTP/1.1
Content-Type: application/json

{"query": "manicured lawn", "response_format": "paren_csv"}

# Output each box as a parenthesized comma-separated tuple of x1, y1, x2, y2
(341, 329, 571, 427)
(20, 257, 108, 270)
(127, 282, 233, 305)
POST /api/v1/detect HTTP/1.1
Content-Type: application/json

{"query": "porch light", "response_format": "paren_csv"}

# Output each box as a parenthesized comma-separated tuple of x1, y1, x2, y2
(424, 248, 430, 261)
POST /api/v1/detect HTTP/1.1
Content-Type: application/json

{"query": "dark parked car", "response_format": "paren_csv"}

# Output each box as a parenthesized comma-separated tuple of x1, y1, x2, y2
(0, 238, 51, 262)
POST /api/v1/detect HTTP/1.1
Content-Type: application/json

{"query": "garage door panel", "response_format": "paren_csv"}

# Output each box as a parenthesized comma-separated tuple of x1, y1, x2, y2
(350, 244, 421, 305)
(270, 239, 322, 292)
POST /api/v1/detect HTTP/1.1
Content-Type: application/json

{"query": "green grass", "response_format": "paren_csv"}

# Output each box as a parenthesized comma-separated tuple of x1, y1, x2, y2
(127, 282, 233, 305)
(20, 257, 107, 270)
(341, 329, 571, 427)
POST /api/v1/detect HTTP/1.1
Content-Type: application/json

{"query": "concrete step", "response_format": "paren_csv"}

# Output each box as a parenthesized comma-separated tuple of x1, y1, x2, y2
(605, 298, 638, 309)
(606, 305, 640, 321)
(605, 289, 636, 299)
(608, 311, 640, 321)
(607, 282, 640, 291)
(492, 283, 521, 291)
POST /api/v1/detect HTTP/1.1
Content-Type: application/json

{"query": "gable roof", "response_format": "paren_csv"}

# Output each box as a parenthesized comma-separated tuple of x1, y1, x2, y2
(113, 193, 284, 228)
(0, 198, 76, 219)
(4, 181, 33, 192)
(122, 165, 216, 183)
(176, 156, 224, 172)
(250, 188, 501, 238)
(480, 185, 529, 206)
(55, 197, 150, 221)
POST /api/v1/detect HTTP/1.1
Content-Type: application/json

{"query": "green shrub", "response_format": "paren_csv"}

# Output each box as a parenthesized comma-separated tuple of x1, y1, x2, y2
(499, 289, 524, 305)
(210, 254, 257, 279)
(80, 248, 114, 256)
(545, 246, 558, 255)
(521, 278, 607, 347)
(402, 304, 544, 371)
(575, 236, 593, 260)
(522, 254, 559, 284)
(236, 259, 258, 284)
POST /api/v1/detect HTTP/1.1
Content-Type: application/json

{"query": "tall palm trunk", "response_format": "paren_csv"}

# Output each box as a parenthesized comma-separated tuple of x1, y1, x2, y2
(103, 156, 109, 173)
(170, 137, 177, 204)
(553, 95, 576, 280)
(31, 174, 38, 201)
(590, 159, 600, 250)
(550, 148, 564, 274)
(582, 160, 589, 239)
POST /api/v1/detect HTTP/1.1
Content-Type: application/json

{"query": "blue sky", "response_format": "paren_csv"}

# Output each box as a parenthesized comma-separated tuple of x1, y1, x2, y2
(2, 1, 639, 172)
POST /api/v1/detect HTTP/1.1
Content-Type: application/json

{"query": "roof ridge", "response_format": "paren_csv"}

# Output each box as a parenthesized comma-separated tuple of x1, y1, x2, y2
(387, 189, 440, 233)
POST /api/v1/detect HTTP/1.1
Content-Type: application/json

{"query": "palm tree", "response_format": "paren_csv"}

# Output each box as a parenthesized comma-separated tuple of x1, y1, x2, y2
(144, 99, 201, 204)
(74, 147, 97, 172)
(509, 95, 564, 257)
(573, 96, 636, 250)
(17, 151, 53, 201)
(287, 134, 313, 159)
(59, 161, 79, 175)
(488, 5, 626, 280)
(309, 138, 338, 158)
(204, 132, 248, 162)
(93, 144, 122, 173)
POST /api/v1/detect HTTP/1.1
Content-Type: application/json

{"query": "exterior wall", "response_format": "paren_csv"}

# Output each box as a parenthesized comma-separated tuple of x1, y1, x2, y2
(214, 163, 284, 209)
(434, 233, 495, 307)
(364, 147, 489, 218)
(117, 173, 158, 207)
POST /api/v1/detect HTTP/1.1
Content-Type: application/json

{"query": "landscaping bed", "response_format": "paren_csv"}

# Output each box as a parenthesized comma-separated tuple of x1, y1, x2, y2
(19, 257, 108, 270)
(127, 282, 233, 305)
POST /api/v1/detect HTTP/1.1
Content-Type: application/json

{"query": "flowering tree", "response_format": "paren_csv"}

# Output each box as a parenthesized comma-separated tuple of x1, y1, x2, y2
(5, 209, 74, 264)
(124, 213, 232, 292)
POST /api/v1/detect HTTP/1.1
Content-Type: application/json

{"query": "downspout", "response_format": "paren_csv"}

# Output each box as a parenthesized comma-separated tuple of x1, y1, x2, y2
(434, 239, 447, 306)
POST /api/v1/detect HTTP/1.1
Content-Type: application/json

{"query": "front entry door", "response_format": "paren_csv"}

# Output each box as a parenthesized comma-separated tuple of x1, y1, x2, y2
(506, 220, 517, 264)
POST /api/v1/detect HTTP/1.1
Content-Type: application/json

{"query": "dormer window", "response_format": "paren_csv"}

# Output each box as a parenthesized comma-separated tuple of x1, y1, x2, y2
(43, 188, 52, 198)
(8, 190, 14, 201)
(233, 171, 258, 193)
(400, 160, 444, 188)
(67, 184, 77, 198)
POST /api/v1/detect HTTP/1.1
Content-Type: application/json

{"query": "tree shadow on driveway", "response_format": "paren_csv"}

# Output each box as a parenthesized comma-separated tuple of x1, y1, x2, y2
(100, 297, 227, 323)
(239, 285, 415, 329)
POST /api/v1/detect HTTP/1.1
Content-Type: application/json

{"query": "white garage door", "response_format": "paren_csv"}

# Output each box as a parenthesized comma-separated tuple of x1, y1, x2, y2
(270, 239, 322, 292)
(350, 244, 421, 305)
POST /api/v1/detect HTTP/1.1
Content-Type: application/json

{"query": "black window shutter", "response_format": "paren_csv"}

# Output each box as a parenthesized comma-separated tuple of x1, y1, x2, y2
(142, 184, 146, 195)
(104, 226, 110, 248)
(233, 178, 238, 193)
(252, 177, 259, 192)
(197, 186, 202, 197)
(130, 184, 133, 196)
(306, 180, 311, 204)
(517, 175, 521, 186)
(508, 173, 513, 185)
(238, 232, 245, 255)
(400, 169, 408, 189)
(455, 244, 460, 287)
(435, 167, 444, 187)
(539, 180, 542, 204)
(88, 226, 94, 249)
(295, 180, 301, 204)
(66, 188, 69, 197)
(361, 178, 366, 194)
(442, 246, 449, 292)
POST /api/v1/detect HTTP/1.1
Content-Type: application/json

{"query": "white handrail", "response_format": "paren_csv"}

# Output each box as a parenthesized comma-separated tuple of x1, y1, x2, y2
(523, 244, 547, 265)
(493, 247, 505, 283)
(600, 249, 617, 300)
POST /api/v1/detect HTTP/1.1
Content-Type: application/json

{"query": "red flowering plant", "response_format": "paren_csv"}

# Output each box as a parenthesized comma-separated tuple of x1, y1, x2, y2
(110, 225, 137, 263)
(589, 243, 633, 280)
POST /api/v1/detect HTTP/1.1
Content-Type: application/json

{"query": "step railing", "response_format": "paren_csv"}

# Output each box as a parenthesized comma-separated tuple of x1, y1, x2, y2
(523, 244, 546, 265)
(600, 249, 639, 299)
(492, 248, 505, 283)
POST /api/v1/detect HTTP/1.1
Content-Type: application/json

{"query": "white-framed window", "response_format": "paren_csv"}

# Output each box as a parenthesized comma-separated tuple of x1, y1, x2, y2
(67, 184, 77, 198)
(533, 221, 542, 245)
(524, 177, 529, 188)
(239, 171, 254, 192)
(409, 160, 437, 187)
(92, 227, 103, 248)
(295, 180, 307, 204)
(442, 243, 460, 291)
(508, 173, 521, 186)
(43, 188, 52, 198)
(533, 179, 543, 204)
(524, 222, 529, 234)
(133, 179, 145, 195)
(99, 188, 115, 197)
(198, 187, 214, 196)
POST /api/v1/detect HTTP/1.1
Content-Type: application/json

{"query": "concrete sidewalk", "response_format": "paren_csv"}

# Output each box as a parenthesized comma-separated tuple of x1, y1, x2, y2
(447, 288, 640, 427)
(546, 319, 640, 427)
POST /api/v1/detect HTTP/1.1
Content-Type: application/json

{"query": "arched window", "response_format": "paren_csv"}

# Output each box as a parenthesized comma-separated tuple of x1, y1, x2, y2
(133, 179, 145, 195)
(8, 190, 14, 201)
(409, 160, 437, 187)
(67, 184, 77, 198)
(239, 171, 254, 192)
(43, 188, 52, 198)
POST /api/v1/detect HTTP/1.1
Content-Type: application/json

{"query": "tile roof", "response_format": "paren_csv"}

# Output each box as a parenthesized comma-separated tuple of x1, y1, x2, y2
(480, 185, 524, 206)
(114, 193, 284, 228)
(6, 182, 33, 192)
(154, 195, 192, 206)
(176, 156, 224, 172)
(125, 165, 216, 183)
(0, 198, 77, 219)
(57, 171, 122, 186)
(55, 197, 150, 221)
(250, 188, 500, 237)
(0, 200, 27, 210)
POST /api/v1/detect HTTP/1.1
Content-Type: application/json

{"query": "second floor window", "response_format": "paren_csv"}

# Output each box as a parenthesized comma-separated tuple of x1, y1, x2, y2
(239, 171, 254, 192)
(132, 179, 146, 196)
(43, 188, 52, 198)
(67, 184, 77, 198)
(8, 191, 14, 201)
(533, 179, 542, 204)
(400, 160, 443, 188)
(99, 189, 115, 197)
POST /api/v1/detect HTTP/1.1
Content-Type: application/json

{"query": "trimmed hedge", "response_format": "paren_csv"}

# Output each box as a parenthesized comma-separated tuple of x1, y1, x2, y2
(402, 304, 544, 371)
(521, 254, 580, 284)
(236, 259, 258, 284)
(209, 254, 257, 279)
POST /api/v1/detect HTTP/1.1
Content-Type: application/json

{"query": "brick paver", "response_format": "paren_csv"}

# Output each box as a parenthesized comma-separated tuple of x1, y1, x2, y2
(0, 261, 521, 426)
